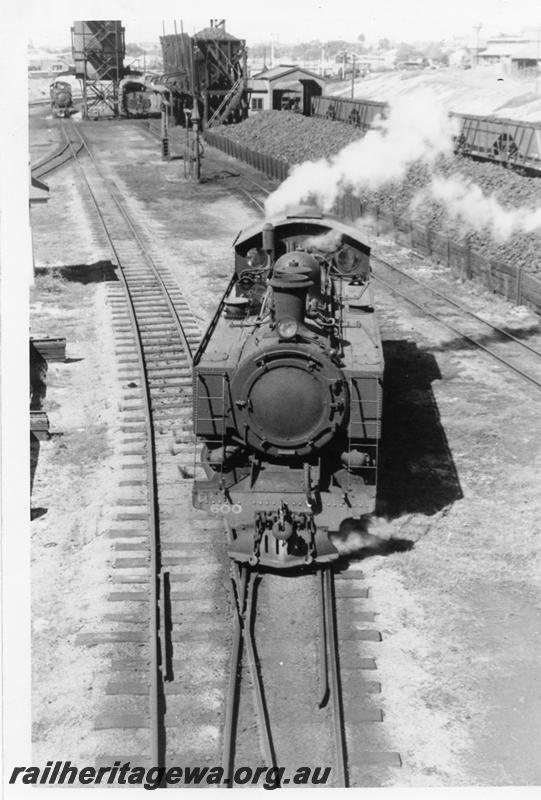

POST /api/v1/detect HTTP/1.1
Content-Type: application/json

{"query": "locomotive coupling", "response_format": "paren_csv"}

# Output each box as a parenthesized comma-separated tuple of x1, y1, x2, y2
(271, 502, 294, 541)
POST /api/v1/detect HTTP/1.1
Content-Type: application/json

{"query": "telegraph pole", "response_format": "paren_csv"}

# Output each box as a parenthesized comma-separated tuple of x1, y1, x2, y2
(191, 101, 201, 182)
(473, 24, 482, 67)
(535, 28, 541, 94)
(351, 54, 356, 97)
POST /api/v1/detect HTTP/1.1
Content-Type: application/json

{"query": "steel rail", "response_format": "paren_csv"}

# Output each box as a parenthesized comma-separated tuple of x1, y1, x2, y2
(244, 569, 277, 771)
(236, 187, 265, 213)
(31, 140, 84, 180)
(31, 142, 69, 174)
(222, 563, 248, 784)
(318, 569, 330, 709)
(322, 569, 348, 787)
(65, 120, 194, 364)
(240, 176, 272, 196)
(373, 255, 541, 358)
(224, 565, 349, 787)
(60, 123, 162, 767)
(222, 564, 277, 786)
(374, 272, 541, 391)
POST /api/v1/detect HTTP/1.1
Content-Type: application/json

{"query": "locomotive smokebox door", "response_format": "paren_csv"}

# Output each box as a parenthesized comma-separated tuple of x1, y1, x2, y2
(231, 344, 347, 459)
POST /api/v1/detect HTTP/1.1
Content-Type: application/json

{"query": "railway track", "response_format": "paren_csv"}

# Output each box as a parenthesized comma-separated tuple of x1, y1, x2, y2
(31, 137, 83, 180)
(34, 110, 541, 784)
(58, 119, 399, 786)
(222, 565, 349, 787)
(217, 549, 400, 787)
(61, 118, 230, 774)
(194, 175, 399, 786)
(372, 256, 541, 392)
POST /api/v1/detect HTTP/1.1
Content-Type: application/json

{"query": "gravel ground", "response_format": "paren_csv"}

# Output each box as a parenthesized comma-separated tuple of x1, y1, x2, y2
(30, 274, 123, 762)
(29, 109, 541, 786)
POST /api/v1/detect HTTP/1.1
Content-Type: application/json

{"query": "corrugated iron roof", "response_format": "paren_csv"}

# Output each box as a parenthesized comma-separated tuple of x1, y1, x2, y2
(253, 65, 326, 83)
(254, 65, 298, 79)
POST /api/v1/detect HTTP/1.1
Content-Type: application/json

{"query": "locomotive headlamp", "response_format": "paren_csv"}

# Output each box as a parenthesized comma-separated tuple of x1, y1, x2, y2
(246, 247, 267, 268)
(276, 317, 298, 340)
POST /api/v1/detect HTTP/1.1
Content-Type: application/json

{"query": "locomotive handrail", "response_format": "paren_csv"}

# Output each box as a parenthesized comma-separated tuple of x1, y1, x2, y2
(193, 273, 237, 366)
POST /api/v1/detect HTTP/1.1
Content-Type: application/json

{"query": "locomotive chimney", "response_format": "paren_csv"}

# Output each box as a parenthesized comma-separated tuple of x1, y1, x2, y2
(262, 222, 274, 252)
(270, 256, 314, 329)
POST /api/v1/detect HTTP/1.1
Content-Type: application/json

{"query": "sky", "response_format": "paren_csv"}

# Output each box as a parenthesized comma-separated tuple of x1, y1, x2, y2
(18, 0, 541, 49)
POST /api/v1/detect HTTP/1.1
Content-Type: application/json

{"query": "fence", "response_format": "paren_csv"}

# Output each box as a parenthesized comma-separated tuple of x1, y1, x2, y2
(203, 129, 541, 315)
(204, 130, 290, 181)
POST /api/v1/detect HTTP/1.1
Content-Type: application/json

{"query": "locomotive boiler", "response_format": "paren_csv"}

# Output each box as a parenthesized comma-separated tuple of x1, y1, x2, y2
(192, 208, 384, 569)
(49, 80, 73, 118)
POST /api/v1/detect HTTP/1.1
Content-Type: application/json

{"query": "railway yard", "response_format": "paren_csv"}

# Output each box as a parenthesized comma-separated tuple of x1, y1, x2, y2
(28, 101, 541, 787)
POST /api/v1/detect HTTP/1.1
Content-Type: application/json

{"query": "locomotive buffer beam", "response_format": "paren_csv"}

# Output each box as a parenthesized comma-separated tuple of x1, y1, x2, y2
(228, 502, 338, 570)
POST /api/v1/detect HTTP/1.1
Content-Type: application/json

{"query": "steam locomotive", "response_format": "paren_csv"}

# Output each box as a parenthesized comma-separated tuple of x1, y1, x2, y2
(193, 208, 384, 569)
(120, 77, 170, 118)
(49, 80, 73, 118)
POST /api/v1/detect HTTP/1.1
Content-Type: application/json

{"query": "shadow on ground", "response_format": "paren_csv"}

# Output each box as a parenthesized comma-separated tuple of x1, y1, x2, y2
(34, 261, 118, 284)
(376, 339, 463, 519)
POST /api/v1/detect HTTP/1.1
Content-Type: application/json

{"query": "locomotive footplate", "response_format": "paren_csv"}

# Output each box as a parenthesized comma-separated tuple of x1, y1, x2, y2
(228, 500, 338, 569)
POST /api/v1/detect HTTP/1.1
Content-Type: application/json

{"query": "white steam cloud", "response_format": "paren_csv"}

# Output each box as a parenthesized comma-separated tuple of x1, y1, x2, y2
(303, 230, 343, 251)
(420, 175, 541, 242)
(264, 91, 453, 218)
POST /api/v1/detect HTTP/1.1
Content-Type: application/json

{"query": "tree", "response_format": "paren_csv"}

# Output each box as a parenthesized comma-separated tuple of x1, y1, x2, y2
(422, 42, 452, 65)
(395, 42, 422, 63)
(325, 40, 352, 59)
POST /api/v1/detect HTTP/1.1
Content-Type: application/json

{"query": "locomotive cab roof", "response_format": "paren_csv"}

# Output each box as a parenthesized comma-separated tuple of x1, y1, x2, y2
(233, 207, 370, 258)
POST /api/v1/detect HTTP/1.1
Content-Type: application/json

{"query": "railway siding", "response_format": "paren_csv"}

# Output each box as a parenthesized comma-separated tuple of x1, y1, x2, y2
(52, 119, 234, 773)
(30, 112, 541, 786)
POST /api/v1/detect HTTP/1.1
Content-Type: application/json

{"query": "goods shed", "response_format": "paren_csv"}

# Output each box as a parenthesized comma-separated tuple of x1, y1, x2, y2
(248, 65, 326, 115)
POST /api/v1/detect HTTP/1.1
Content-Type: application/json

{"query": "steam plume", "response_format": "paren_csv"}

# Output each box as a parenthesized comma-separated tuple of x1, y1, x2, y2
(304, 230, 343, 251)
(264, 91, 453, 218)
(420, 175, 541, 242)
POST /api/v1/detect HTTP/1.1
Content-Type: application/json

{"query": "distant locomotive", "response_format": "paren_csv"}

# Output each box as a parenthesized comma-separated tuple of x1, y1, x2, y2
(49, 80, 73, 118)
(120, 77, 169, 118)
(193, 208, 383, 569)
